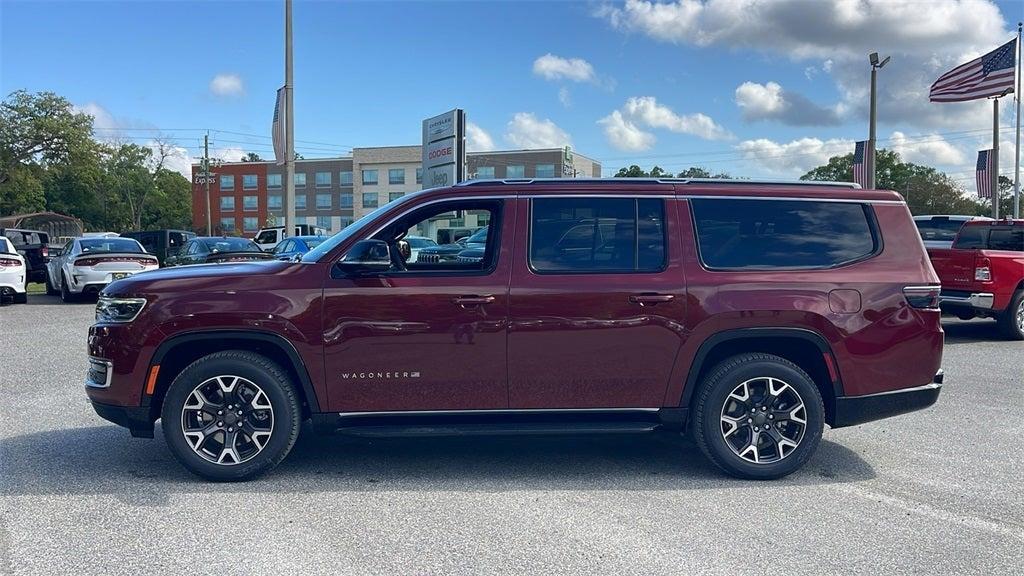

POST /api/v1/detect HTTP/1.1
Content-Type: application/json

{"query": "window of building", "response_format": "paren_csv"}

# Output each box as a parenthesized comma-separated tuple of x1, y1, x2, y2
(535, 164, 556, 178)
(362, 192, 379, 209)
(389, 168, 405, 185)
(243, 217, 259, 232)
(268, 194, 283, 210)
(389, 192, 404, 203)
(340, 194, 354, 209)
(294, 173, 307, 187)
(316, 216, 332, 231)
(506, 165, 525, 178)
(220, 175, 234, 190)
(220, 196, 235, 211)
(220, 217, 235, 233)
(268, 173, 282, 189)
(362, 169, 378, 185)
(340, 170, 353, 186)
(340, 217, 354, 228)
(415, 167, 422, 184)
(476, 166, 495, 179)
(243, 196, 258, 211)
(316, 171, 332, 187)
(530, 197, 666, 274)
(295, 194, 307, 210)
(690, 199, 878, 270)
(242, 174, 258, 189)
(316, 194, 332, 209)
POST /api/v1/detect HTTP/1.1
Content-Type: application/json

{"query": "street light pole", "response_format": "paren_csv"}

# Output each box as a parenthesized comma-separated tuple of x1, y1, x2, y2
(284, 0, 295, 238)
(868, 52, 890, 190)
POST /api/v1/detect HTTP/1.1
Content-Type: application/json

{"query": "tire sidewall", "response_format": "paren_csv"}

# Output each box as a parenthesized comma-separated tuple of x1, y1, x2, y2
(161, 353, 300, 481)
(999, 290, 1024, 340)
(697, 357, 824, 480)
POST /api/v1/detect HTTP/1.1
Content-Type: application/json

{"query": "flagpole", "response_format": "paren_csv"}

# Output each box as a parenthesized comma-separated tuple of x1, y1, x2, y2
(1014, 21, 1022, 218)
(993, 97, 1000, 219)
(284, 0, 295, 238)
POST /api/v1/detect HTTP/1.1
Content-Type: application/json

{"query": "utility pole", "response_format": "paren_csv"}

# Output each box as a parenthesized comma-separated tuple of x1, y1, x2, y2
(284, 0, 295, 238)
(868, 52, 890, 190)
(203, 132, 212, 235)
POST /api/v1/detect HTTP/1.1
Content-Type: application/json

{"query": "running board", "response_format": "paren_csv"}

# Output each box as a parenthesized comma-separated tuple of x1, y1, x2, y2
(336, 421, 659, 438)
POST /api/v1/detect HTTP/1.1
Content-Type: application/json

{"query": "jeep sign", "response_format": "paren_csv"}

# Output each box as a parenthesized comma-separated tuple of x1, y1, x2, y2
(421, 109, 465, 190)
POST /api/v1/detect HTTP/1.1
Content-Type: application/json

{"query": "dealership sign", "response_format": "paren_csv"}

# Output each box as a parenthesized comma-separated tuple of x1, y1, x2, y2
(421, 109, 465, 189)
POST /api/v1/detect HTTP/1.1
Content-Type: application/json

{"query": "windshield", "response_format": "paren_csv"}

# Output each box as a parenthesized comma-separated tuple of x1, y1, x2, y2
(406, 237, 437, 248)
(467, 226, 489, 243)
(79, 238, 143, 254)
(302, 201, 398, 262)
(202, 238, 260, 252)
(304, 237, 326, 249)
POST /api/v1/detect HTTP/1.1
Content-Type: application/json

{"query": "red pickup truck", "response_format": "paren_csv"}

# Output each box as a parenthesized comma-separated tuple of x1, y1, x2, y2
(929, 219, 1024, 339)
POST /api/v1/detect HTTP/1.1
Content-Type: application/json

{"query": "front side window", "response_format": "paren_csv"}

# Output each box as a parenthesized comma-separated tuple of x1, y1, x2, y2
(243, 196, 258, 211)
(220, 217, 235, 233)
(535, 164, 556, 178)
(268, 194, 283, 210)
(242, 174, 258, 189)
(362, 169, 379, 185)
(389, 168, 405, 185)
(268, 173, 282, 189)
(220, 196, 235, 211)
(316, 194, 332, 209)
(691, 199, 878, 270)
(294, 172, 307, 187)
(506, 165, 525, 178)
(530, 197, 665, 273)
(476, 166, 495, 179)
(362, 192, 379, 209)
(365, 201, 499, 273)
(340, 170, 353, 186)
(220, 175, 235, 190)
(316, 171, 332, 187)
(254, 230, 278, 245)
(243, 217, 259, 232)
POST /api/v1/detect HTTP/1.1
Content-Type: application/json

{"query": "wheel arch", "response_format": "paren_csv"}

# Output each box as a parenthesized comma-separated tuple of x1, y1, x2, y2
(681, 328, 843, 426)
(145, 330, 320, 422)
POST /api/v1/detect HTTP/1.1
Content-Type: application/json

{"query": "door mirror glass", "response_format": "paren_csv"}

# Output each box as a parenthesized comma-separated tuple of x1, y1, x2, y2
(338, 239, 391, 274)
(396, 239, 411, 261)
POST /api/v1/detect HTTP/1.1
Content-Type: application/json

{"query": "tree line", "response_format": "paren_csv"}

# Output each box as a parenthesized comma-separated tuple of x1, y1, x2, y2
(0, 90, 192, 232)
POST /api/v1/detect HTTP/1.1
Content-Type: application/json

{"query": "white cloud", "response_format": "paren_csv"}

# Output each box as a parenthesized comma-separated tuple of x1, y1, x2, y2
(598, 110, 656, 151)
(209, 73, 245, 97)
(212, 146, 248, 163)
(75, 102, 118, 132)
(532, 53, 596, 83)
(888, 131, 965, 166)
(822, 59, 833, 73)
(623, 96, 732, 140)
(558, 87, 572, 108)
(736, 137, 854, 175)
(154, 141, 195, 179)
(505, 113, 572, 149)
(466, 122, 496, 152)
(734, 81, 841, 126)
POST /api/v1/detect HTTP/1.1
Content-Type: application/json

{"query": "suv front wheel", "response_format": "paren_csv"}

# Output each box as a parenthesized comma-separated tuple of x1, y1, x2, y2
(693, 353, 824, 480)
(161, 351, 302, 481)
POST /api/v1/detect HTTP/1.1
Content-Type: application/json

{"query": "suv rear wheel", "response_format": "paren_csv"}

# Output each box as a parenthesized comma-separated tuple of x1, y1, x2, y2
(693, 353, 824, 480)
(996, 290, 1024, 340)
(161, 351, 301, 481)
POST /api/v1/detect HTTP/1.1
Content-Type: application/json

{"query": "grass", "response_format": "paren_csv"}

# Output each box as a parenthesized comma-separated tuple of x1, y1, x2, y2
(26, 282, 46, 295)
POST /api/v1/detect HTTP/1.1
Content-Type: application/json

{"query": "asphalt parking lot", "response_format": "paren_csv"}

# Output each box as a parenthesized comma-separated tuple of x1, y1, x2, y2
(0, 295, 1021, 575)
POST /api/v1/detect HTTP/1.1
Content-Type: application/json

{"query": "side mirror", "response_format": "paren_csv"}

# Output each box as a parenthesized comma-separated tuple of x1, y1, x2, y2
(337, 239, 391, 275)
(397, 239, 411, 261)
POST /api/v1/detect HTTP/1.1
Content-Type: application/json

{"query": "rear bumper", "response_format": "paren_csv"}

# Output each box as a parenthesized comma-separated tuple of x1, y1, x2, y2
(939, 290, 994, 310)
(90, 400, 154, 438)
(832, 370, 943, 428)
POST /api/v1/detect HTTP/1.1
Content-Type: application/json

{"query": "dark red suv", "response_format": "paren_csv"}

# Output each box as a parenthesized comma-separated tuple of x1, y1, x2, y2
(87, 178, 944, 481)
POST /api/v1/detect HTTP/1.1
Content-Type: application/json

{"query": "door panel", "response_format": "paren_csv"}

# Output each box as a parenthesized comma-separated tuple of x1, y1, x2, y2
(322, 200, 515, 412)
(507, 196, 687, 409)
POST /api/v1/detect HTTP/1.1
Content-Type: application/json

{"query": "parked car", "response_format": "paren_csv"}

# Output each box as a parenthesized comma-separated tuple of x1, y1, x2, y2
(270, 236, 328, 260)
(0, 236, 28, 304)
(86, 178, 943, 482)
(0, 227, 50, 284)
(122, 230, 196, 266)
(914, 215, 991, 249)
(403, 235, 437, 263)
(416, 226, 488, 263)
(165, 237, 276, 266)
(46, 237, 158, 302)
(928, 218, 1024, 339)
(254, 224, 328, 252)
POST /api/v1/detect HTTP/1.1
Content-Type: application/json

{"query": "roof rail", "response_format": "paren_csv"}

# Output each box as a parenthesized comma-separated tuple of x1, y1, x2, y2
(455, 177, 861, 189)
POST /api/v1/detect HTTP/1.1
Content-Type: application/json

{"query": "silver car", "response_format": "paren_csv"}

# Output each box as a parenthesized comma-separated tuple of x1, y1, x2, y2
(46, 237, 158, 302)
(914, 215, 992, 249)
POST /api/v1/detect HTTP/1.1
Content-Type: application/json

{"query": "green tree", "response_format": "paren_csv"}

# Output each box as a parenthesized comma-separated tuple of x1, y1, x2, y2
(614, 164, 732, 179)
(143, 169, 192, 230)
(676, 166, 731, 179)
(614, 164, 648, 177)
(241, 152, 263, 162)
(0, 90, 94, 188)
(0, 164, 45, 215)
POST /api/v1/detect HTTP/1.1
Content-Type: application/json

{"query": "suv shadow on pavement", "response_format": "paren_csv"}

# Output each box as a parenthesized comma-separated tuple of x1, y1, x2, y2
(941, 318, 1015, 344)
(0, 425, 875, 502)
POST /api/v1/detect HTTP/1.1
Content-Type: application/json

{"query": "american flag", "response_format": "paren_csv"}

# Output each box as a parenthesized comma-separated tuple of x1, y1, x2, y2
(976, 149, 994, 198)
(272, 86, 286, 165)
(930, 39, 1016, 102)
(852, 140, 871, 188)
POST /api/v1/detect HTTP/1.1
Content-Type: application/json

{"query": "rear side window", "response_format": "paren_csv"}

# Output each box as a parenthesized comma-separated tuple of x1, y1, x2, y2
(952, 226, 987, 249)
(530, 197, 666, 273)
(987, 228, 1023, 251)
(691, 199, 879, 270)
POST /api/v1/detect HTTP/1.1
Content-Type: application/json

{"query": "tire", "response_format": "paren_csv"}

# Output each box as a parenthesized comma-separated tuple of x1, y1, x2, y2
(45, 271, 58, 295)
(161, 350, 301, 481)
(996, 290, 1024, 340)
(59, 273, 77, 303)
(692, 353, 825, 480)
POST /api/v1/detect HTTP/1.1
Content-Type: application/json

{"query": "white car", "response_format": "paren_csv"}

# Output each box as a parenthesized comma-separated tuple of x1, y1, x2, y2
(46, 236, 158, 302)
(914, 215, 992, 249)
(403, 236, 438, 263)
(0, 236, 27, 304)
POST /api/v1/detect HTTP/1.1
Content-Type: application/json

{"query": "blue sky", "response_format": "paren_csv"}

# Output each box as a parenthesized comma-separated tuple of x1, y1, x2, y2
(1, 0, 1020, 185)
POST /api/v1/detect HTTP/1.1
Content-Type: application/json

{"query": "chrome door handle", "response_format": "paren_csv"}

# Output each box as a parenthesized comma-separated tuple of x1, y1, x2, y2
(453, 295, 495, 307)
(629, 294, 674, 306)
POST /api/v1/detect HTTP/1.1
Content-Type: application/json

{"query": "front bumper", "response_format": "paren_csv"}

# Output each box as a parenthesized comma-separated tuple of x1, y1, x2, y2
(939, 290, 994, 310)
(90, 400, 154, 438)
(832, 370, 943, 428)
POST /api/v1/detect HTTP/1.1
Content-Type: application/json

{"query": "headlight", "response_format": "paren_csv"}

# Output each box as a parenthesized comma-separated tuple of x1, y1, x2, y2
(95, 296, 147, 323)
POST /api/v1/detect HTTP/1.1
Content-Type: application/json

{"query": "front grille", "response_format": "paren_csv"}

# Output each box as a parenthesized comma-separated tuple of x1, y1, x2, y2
(418, 253, 442, 263)
(86, 357, 112, 388)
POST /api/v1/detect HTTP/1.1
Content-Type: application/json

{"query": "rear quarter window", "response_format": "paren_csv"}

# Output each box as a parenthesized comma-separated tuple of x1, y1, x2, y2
(986, 228, 1023, 251)
(690, 199, 879, 270)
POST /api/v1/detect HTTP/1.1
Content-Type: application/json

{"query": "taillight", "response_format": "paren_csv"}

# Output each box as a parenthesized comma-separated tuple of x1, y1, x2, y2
(74, 258, 100, 267)
(41, 247, 49, 258)
(0, 257, 21, 267)
(974, 256, 991, 281)
(903, 285, 941, 310)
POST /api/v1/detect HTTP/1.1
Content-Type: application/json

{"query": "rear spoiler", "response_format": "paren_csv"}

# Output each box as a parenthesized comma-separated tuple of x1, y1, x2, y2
(206, 251, 276, 264)
(73, 252, 159, 265)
